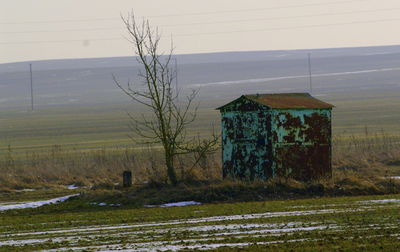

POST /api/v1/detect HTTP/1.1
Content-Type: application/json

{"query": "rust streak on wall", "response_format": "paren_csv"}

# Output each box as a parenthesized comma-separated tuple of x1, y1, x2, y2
(219, 93, 333, 181)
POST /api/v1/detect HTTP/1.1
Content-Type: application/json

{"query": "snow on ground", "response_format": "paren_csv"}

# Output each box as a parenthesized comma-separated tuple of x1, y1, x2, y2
(145, 201, 201, 208)
(50, 238, 315, 251)
(15, 188, 36, 192)
(0, 194, 79, 211)
(358, 199, 400, 204)
(93, 202, 121, 207)
(0, 206, 378, 238)
(67, 184, 79, 190)
(1, 197, 399, 251)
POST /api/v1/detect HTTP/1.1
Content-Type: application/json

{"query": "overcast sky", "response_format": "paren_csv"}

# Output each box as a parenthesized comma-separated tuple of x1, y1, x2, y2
(1, 0, 400, 63)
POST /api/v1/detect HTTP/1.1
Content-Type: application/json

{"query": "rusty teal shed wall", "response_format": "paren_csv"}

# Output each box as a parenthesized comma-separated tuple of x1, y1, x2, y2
(219, 94, 333, 181)
(270, 109, 332, 180)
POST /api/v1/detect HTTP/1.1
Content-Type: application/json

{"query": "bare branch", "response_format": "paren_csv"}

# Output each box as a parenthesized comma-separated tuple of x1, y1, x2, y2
(114, 11, 219, 185)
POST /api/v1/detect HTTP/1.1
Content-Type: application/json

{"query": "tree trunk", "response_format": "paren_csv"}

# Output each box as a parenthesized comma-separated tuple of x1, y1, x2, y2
(166, 154, 178, 185)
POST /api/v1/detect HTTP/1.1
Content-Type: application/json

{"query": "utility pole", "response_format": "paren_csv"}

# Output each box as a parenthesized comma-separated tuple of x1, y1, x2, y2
(174, 58, 178, 95)
(29, 63, 34, 111)
(307, 53, 313, 94)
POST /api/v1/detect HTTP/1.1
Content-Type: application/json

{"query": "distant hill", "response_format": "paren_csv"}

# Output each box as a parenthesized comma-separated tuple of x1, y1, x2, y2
(1, 45, 400, 109)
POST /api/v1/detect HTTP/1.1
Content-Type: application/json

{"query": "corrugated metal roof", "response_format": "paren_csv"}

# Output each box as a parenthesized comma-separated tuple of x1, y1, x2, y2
(218, 93, 334, 109)
(245, 93, 334, 109)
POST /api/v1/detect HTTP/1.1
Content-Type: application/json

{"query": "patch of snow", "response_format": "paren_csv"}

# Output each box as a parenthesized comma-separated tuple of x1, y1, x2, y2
(145, 201, 201, 208)
(67, 184, 79, 190)
(91, 202, 121, 207)
(0, 238, 51, 246)
(3, 208, 357, 238)
(15, 188, 36, 192)
(388, 176, 400, 180)
(204, 225, 331, 238)
(4, 196, 400, 251)
(49, 238, 314, 251)
(359, 199, 400, 204)
(184, 222, 311, 233)
(0, 237, 79, 246)
(0, 194, 79, 212)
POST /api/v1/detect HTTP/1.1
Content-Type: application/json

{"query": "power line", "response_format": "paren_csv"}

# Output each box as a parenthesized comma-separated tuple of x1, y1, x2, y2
(1, 17, 400, 45)
(143, 0, 371, 18)
(2, 7, 400, 35)
(165, 7, 400, 27)
(0, 37, 121, 45)
(175, 17, 400, 37)
(0, 0, 370, 25)
(0, 27, 122, 34)
(0, 17, 118, 25)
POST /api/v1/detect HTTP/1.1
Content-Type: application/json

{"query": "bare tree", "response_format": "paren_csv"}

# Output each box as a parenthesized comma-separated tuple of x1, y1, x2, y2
(114, 13, 218, 185)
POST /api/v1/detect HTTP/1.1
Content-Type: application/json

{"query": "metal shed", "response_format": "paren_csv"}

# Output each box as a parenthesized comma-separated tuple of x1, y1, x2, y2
(217, 93, 334, 181)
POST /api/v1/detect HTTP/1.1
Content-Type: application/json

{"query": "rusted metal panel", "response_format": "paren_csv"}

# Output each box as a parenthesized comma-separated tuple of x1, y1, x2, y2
(218, 93, 334, 110)
(271, 109, 332, 180)
(245, 93, 334, 109)
(221, 110, 272, 180)
(219, 93, 332, 181)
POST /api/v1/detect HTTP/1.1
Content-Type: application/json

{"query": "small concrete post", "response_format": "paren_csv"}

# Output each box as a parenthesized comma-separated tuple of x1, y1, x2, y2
(123, 171, 132, 187)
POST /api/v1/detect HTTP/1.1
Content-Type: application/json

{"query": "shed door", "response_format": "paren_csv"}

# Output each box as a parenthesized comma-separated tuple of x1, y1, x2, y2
(230, 112, 270, 180)
(232, 143, 258, 180)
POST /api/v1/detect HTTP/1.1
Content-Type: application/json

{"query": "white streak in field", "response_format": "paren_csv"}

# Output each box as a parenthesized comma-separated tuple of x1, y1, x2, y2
(0, 194, 79, 211)
(10, 223, 396, 249)
(48, 238, 314, 251)
(2, 198, 399, 250)
(358, 199, 400, 204)
(288, 198, 400, 209)
(0, 238, 51, 246)
(47, 231, 400, 251)
(2, 208, 361, 238)
(90, 202, 121, 207)
(189, 67, 400, 87)
(67, 184, 79, 190)
(0, 222, 322, 247)
(1, 222, 314, 241)
(145, 201, 201, 208)
(183, 222, 296, 232)
(5, 198, 400, 238)
(198, 225, 330, 238)
(0, 237, 82, 246)
(15, 188, 36, 192)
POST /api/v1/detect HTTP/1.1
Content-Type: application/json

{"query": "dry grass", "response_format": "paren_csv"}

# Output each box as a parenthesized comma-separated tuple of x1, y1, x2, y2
(0, 130, 399, 191)
(332, 130, 400, 178)
(0, 144, 222, 190)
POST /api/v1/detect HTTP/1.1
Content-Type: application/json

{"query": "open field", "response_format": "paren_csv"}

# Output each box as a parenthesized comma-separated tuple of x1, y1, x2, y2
(2, 46, 400, 156)
(0, 191, 399, 251)
(0, 47, 400, 251)
(1, 89, 400, 156)
(1, 88, 400, 188)
(1, 47, 400, 189)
